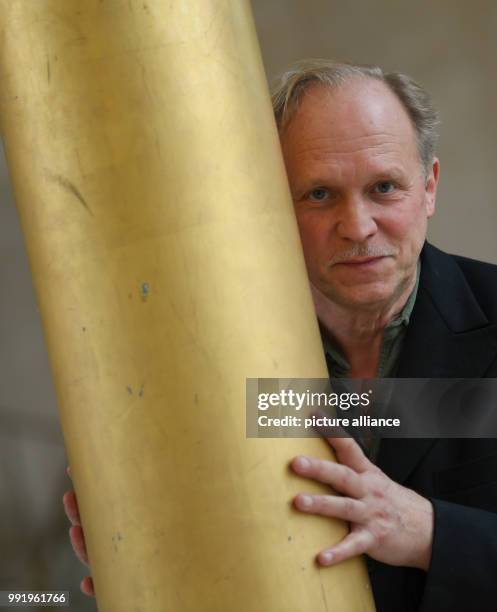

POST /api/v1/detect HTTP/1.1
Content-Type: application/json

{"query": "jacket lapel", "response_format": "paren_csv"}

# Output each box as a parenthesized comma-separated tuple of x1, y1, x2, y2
(377, 243, 497, 483)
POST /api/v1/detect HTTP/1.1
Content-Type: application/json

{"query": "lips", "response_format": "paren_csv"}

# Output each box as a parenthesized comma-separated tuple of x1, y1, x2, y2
(335, 256, 385, 266)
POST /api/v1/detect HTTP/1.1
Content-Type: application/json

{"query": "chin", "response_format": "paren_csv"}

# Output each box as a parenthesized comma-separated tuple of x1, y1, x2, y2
(326, 281, 400, 310)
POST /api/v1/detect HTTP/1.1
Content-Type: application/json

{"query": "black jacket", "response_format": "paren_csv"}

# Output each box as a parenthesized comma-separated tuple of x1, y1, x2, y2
(369, 242, 497, 611)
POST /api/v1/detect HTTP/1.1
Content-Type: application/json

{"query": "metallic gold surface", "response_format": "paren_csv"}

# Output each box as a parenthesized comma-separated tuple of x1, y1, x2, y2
(0, 1, 375, 610)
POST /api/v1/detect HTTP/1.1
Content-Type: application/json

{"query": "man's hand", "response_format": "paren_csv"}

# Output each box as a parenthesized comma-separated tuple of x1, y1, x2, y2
(291, 437, 434, 570)
(62, 467, 95, 597)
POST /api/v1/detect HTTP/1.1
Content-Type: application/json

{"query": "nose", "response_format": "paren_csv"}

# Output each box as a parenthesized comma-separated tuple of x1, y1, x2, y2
(335, 197, 377, 243)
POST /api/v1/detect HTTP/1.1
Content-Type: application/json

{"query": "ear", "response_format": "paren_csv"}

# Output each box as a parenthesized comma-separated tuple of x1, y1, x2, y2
(424, 158, 440, 218)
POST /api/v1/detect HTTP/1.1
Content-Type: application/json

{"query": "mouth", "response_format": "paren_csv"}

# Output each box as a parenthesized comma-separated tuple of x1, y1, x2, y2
(334, 256, 387, 267)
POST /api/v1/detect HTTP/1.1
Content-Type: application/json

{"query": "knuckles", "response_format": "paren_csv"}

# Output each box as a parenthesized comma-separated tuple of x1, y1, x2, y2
(341, 497, 357, 518)
(314, 459, 332, 479)
(337, 468, 354, 489)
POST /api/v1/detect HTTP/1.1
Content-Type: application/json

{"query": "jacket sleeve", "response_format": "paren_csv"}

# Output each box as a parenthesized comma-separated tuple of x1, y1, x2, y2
(419, 498, 497, 611)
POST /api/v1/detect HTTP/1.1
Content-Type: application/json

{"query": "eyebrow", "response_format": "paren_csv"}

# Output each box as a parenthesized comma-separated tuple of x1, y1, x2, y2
(368, 167, 407, 182)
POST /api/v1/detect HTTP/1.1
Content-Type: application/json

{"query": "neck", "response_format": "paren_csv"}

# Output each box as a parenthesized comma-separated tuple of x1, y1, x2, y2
(314, 272, 417, 377)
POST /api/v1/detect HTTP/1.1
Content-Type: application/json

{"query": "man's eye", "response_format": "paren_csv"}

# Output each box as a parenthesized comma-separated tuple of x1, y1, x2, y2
(308, 188, 330, 201)
(373, 181, 395, 194)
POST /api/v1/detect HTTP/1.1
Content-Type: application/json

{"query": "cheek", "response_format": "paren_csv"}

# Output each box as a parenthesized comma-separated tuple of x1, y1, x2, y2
(295, 213, 330, 274)
(296, 213, 323, 251)
(380, 200, 428, 248)
(380, 217, 413, 243)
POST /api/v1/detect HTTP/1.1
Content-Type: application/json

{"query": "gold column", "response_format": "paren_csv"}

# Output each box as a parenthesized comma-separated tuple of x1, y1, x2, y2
(0, 1, 375, 611)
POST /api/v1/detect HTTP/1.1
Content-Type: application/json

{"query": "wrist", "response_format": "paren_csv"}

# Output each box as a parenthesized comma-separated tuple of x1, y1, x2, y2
(412, 496, 434, 571)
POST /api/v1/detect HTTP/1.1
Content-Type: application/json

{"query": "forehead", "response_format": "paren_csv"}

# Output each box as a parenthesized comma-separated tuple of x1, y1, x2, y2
(280, 79, 419, 179)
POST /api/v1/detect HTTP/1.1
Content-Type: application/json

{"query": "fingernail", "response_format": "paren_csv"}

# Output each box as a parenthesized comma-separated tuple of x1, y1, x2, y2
(299, 494, 313, 508)
(296, 456, 310, 470)
(320, 551, 334, 565)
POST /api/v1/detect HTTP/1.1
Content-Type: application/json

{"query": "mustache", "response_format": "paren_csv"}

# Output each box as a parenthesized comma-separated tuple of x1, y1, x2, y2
(327, 244, 398, 266)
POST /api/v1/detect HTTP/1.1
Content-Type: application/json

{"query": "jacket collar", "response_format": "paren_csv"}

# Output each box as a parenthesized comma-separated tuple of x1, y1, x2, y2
(396, 242, 497, 378)
(377, 242, 497, 483)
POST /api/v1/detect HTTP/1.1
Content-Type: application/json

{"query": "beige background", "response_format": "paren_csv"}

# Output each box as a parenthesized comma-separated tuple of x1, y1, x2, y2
(1, 1, 496, 610)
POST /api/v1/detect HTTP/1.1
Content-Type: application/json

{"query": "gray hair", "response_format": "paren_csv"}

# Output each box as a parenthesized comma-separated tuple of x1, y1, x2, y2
(271, 59, 439, 176)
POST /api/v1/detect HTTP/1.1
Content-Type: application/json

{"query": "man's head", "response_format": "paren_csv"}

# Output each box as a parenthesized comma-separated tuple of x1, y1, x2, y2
(272, 60, 440, 312)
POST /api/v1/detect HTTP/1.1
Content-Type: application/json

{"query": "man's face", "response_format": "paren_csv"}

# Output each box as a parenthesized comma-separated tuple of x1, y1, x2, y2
(280, 79, 439, 311)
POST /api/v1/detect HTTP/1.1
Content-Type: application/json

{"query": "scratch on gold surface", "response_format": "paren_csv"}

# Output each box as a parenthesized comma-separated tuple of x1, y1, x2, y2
(44, 169, 94, 215)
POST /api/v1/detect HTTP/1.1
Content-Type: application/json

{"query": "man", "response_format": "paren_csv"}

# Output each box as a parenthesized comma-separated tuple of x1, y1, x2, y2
(63, 61, 497, 610)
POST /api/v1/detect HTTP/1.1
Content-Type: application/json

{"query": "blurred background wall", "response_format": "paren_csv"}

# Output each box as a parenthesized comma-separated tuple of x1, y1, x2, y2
(1, 1, 496, 610)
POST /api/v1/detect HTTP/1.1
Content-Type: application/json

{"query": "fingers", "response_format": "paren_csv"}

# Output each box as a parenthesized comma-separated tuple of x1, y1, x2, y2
(63, 491, 81, 526)
(69, 525, 89, 567)
(317, 530, 373, 566)
(294, 493, 366, 523)
(80, 576, 95, 598)
(66, 466, 94, 598)
(291, 455, 365, 498)
(325, 437, 371, 473)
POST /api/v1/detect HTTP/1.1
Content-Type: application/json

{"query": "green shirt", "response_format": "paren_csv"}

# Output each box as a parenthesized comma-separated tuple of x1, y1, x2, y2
(320, 261, 420, 460)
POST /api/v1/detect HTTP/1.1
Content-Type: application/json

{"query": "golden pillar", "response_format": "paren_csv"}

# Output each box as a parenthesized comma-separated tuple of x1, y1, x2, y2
(0, 1, 375, 611)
